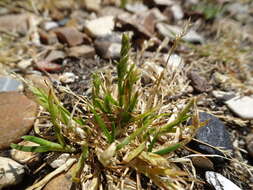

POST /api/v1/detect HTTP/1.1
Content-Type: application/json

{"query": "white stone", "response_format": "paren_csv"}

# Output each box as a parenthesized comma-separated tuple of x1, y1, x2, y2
(154, 0, 174, 6)
(225, 96, 253, 119)
(42, 21, 59, 31)
(84, 16, 114, 37)
(10, 141, 39, 164)
(125, 3, 148, 13)
(163, 54, 183, 71)
(205, 171, 241, 190)
(171, 4, 184, 20)
(0, 157, 25, 189)
(50, 153, 70, 168)
(17, 59, 32, 69)
(156, 23, 204, 43)
(59, 72, 77, 84)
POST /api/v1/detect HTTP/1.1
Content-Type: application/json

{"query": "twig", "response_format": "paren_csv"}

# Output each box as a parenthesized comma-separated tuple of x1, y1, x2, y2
(26, 158, 76, 190)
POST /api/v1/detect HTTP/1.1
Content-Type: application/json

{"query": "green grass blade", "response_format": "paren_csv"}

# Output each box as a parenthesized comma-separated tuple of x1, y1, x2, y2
(22, 136, 64, 149)
(91, 109, 113, 143)
(10, 144, 51, 153)
(153, 143, 181, 155)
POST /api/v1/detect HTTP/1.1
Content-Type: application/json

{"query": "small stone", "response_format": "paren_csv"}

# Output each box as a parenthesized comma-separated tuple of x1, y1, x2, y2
(191, 156, 214, 170)
(45, 50, 66, 62)
(205, 171, 241, 190)
(187, 71, 212, 93)
(246, 134, 253, 158)
(192, 112, 232, 164)
(170, 4, 184, 20)
(125, 2, 148, 13)
(59, 72, 77, 84)
(0, 92, 37, 150)
(54, 27, 84, 46)
(0, 157, 25, 189)
(152, 0, 174, 6)
(82, 0, 101, 12)
(225, 96, 253, 119)
(0, 14, 29, 34)
(212, 90, 236, 102)
(163, 54, 183, 71)
(50, 153, 70, 168)
(118, 11, 156, 37)
(10, 141, 40, 164)
(98, 6, 126, 17)
(0, 77, 23, 92)
(156, 23, 204, 43)
(68, 45, 95, 58)
(84, 16, 114, 38)
(36, 60, 62, 72)
(41, 21, 59, 31)
(17, 59, 33, 70)
(39, 30, 59, 45)
(94, 33, 122, 59)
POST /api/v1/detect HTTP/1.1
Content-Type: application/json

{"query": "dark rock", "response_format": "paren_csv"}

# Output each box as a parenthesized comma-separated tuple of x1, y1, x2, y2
(39, 30, 59, 45)
(188, 71, 212, 93)
(192, 112, 232, 164)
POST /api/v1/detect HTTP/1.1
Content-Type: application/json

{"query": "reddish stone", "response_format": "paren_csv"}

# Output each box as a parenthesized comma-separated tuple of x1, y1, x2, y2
(54, 27, 84, 46)
(36, 60, 62, 72)
(0, 92, 37, 150)
(39, 30, 58, 45)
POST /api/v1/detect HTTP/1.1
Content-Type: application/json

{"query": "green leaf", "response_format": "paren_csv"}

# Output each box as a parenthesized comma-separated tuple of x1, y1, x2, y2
(123, 142, 146, 162)
(10, 144, 51, 153)
(153, 143, 181, 155)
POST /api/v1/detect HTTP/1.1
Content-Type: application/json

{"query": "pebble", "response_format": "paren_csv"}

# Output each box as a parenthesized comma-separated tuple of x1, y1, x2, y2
(246, 134, 253, 158)
(212, 90, 236, 102)
(118, 11, 156, 37)
(36, 60, 62, 72)
(0, 157, 25, 189)
(94, 34, 122, 59)
(41, 21, 59, 31)
(0, 92, 37, 150)
(84, 16, 114, 37)
(0, 76, 23, 92)
(82, 0, 101, 12)
(125, 2, 148, 13)
(17, 59, 33, 70)
(59, 72, 77, 84)
(50, 153, 70, 168)
(0, 14, 30, 34)
(68, 45, 95, 58)
(39, 30, 59, 45)
(156, 23, 204, 43)
(192, 112, 232, 164)
(10, 141, 40, 165)
(45, 50, 66, 62)
(205, 171, 241, 190)
(187, 71, 212, 93)
(163, 54, 183, 71)
(171, 4, 184, 20)
(225, 96, 253, 119)
(153, 0, 174, 6)
(54, 27, 84, 46)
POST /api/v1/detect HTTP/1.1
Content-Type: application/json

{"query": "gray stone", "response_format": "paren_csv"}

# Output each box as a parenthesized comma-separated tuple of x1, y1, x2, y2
(0, 157, 25, 189)
(0, 77, 23, 92)
(205, 171, 241, 190)
(41, 21, 59, 31)
(225, 96, 253, 119)
(193, 112, 232, 163)
(125, 3, 148, 13)
(50, 153, 70, 168)
(212, 90, 236, 102)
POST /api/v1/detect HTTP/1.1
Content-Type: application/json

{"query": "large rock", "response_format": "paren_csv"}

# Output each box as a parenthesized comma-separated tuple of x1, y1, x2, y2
(225, 96, 253, 119)
(192, 112, 232, 164)
(0, 157, 25, 189)
(0, 92, 37, 150)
